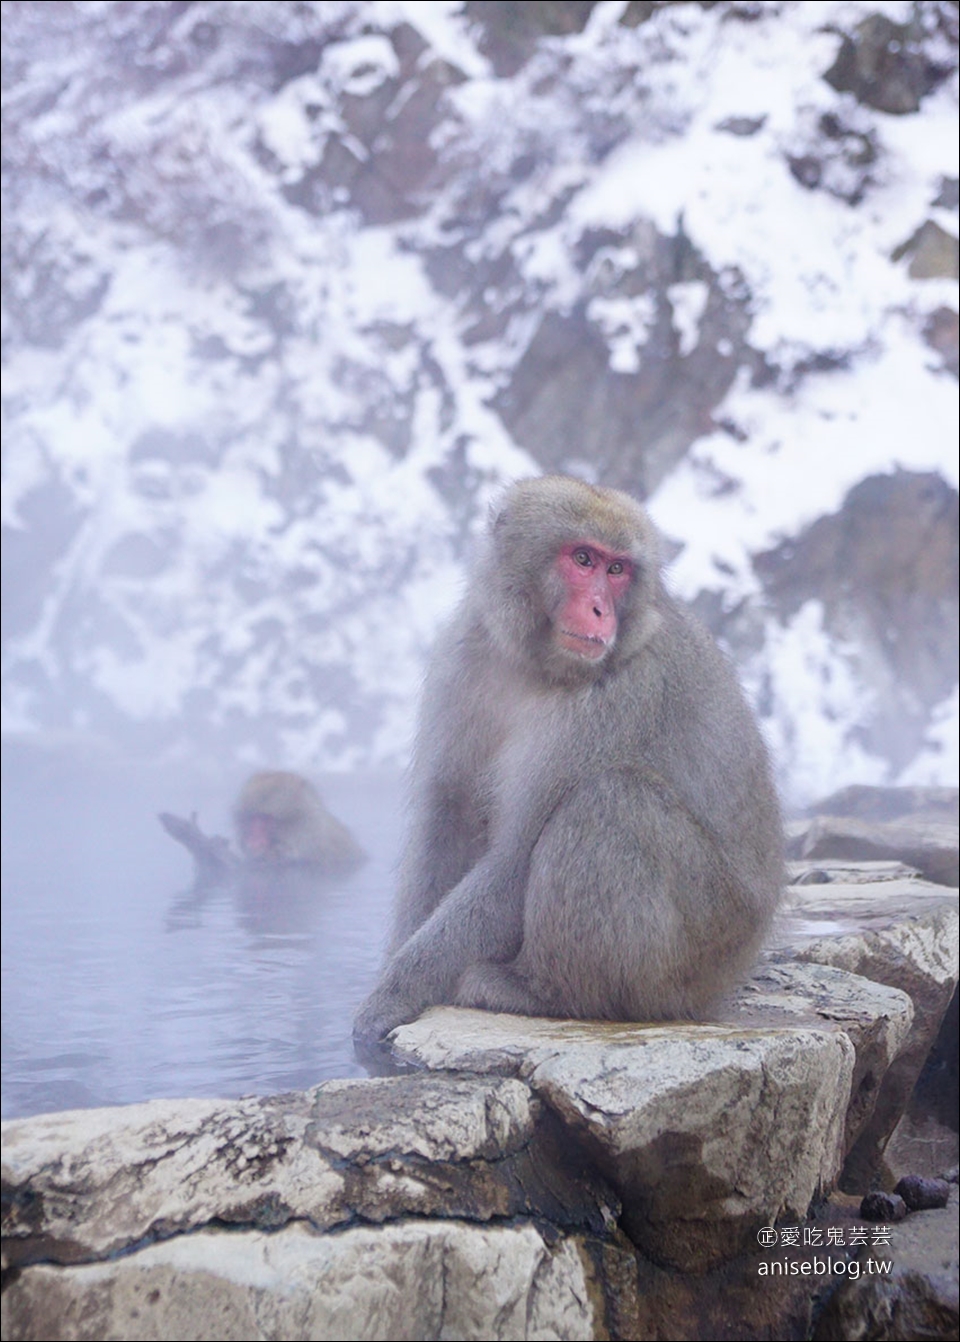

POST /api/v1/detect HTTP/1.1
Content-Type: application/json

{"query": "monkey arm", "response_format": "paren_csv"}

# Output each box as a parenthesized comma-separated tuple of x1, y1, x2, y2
(159, 811, 239, 884)
(354, 850, 527, 1049)
(388, 781, 494, 952)
(386, 626, 504, 953)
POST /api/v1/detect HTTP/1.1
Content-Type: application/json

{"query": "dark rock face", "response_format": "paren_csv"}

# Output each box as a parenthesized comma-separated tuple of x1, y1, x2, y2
(494, 228, 753, 497)
(464, 1, 600, 76)
(1, 2, 956, 791)
(287, 25, 466, 227)
(824, 10, 956, 114)
(754, 472, 959, 775)
(893, 219, 960, 280)
(911, 984, 959, 1135)
(923, 305, 959, 378)
(813, 1187, 960, 1342)
(786, 108, 880, 206)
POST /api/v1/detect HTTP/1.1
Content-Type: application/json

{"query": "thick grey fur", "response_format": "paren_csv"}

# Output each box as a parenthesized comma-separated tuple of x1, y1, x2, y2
(354, 476, 782, 1049)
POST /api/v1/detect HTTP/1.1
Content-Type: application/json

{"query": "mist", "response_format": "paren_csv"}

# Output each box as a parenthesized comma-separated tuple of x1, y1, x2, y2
(2, 0, 956, 1117)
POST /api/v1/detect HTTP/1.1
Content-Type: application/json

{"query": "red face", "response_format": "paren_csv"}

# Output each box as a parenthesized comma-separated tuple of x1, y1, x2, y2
(553, 542, 634, 661)
(241, 812, 276, 858)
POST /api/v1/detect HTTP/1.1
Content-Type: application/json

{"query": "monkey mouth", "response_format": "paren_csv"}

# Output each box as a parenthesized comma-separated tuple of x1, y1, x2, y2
(558, 629, 609, 660)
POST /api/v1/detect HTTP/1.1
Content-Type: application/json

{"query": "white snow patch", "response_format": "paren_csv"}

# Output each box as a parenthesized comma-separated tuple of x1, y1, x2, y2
(752, 601, 890, 806)
(666, 281, 708, 358)
(895, 687, 960, 789)
(587, 293, 657, 373)
(378, 0, 491, 78)
(650, 323, 958, 604)
(322, 34, 399, 97)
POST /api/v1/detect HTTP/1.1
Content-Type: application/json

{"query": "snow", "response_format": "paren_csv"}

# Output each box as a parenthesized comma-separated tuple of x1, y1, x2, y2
(1, 0, 956, 798)
(666, 281, 708, 359)
(381, 0, 491, 78)
(587, 293, 658, 373)
(651, 319, 959, 605)
(754, 600, 891, 801)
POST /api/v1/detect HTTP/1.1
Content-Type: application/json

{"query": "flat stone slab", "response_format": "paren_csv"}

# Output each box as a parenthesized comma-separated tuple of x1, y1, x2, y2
(777, 877, 959, 1188)
(728, 959, 913, 1157)
(385, 877, 957, 1268)
(786, 858, 920, 885)
(0, 1219, 611, 1342)
(2, 1073, 614, 1271)
(389, 1008, 856, 1271)
(777, 879, 958, 980)
(786, 815, 958, 887)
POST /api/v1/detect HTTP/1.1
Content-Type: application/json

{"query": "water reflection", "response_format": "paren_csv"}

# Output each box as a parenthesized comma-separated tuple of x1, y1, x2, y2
(1, 743, 400, 1120)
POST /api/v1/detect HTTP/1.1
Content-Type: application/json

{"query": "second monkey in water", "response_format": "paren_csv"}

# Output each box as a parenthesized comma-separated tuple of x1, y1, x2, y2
(234, 770, 365, 875)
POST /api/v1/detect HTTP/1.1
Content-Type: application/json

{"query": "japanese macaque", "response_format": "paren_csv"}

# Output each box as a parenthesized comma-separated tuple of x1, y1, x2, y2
(234, 771, 364, 874)
(354, 475, 782, 1050)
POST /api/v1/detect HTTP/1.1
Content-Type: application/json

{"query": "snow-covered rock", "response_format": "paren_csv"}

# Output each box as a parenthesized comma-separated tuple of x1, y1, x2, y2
(2, 0, 957, 802)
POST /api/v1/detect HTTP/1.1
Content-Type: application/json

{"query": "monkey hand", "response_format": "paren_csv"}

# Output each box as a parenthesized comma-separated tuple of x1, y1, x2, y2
(352, 984, 422, 1061)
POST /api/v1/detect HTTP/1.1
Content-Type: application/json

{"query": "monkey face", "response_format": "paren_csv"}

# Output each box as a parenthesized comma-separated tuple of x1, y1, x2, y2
(238, 811, 279, 860)
(551, 541, 634, 663)
(477, 475, 658, 686)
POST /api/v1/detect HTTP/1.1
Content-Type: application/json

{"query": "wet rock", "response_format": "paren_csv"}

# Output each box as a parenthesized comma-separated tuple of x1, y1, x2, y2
(728, 960, 913, 1159)
(812, 1186, 959, 1342)
(895, 1174, 951, 1211)
(776, 875, 959, 1191)
(0, 1220, 614, 1342)
(390, 1009, 857, 1272)
(1, 1074, 615, 1270)
(860, 1190, 907, 1222)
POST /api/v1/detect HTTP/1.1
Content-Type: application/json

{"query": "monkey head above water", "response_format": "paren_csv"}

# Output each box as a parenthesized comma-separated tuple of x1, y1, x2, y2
(353, 475, 783, 1051)
(234, 770, 364, 875)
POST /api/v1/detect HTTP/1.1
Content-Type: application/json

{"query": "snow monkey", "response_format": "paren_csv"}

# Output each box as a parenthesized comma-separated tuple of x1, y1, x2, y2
(234, 771, 364, 874)
(354, 476, 782, 1049)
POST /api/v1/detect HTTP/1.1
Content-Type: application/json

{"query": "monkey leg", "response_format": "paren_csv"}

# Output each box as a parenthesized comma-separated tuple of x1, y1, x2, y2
(454, 960, 555, 1016)
(355, 851, 529, 1047)
(465, 771, 752, 1023)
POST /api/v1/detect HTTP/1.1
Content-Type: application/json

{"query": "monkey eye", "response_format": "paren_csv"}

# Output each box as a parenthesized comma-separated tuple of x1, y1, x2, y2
(573, 548, 593, 567)
(608, 561, 624, 576)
